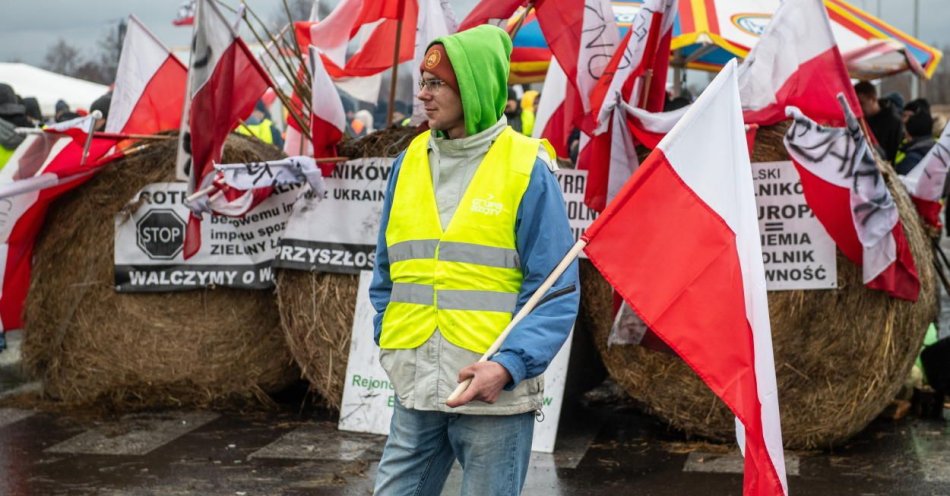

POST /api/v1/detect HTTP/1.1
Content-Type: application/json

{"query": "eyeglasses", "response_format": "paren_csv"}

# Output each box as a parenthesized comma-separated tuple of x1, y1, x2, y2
(418, 79, 446, 93)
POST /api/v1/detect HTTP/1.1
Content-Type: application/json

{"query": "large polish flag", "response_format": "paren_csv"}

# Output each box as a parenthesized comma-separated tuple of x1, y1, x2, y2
(901, 122, 950, 230)
(177, 0, 271, 259)
(582, 61, 788, 496)
(107, 15, 187, 135)
(737, 0, 861, 127)
(0, 136, 119, 333)
(308, 46, 346, 170)
(309, 0, 419, 79)
(784, 98, 920, 301)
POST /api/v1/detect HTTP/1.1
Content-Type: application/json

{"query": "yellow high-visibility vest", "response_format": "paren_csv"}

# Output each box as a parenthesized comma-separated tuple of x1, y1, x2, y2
(236, 118, 274, 144)
(381, 127, 549, 354)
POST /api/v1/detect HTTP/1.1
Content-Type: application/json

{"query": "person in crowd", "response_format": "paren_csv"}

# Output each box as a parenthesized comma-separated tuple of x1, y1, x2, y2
(503, 87, 525, 134)
(520, 89, 538, 136)
(903, 98, 931, 123)
(53, 99, 78, 122)
(370, 25, 579, 495)
(895, 109, 935, 175)
(0, 83, 33, 169)
(236, 100, 284, 149)
(883, 91, 905, 118)
(854, 81, 903, 163)
(90, 92, 111, 131)
(21, 97, 42, 126)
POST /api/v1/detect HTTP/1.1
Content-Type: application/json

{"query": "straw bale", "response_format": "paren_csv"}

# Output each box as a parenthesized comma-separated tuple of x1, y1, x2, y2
(584, 123, 938, 449)
(22, 134, 298, 409)
(276, 126, 422, 409)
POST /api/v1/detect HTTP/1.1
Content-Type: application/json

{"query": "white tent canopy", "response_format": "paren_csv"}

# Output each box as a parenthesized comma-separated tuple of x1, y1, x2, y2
(0, 63, 110, 117)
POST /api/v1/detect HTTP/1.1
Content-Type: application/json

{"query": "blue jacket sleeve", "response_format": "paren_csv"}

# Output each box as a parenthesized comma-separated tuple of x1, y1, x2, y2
(369, 154, 404, 345)
(490, 159, 580, 389)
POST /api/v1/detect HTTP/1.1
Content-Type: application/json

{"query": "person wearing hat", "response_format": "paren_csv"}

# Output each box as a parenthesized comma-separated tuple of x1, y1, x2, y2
(896, 110, 936, 175)
(236, 100, 284, 148)
(370, 24, 579, 495)
(0, 83, 34, 169)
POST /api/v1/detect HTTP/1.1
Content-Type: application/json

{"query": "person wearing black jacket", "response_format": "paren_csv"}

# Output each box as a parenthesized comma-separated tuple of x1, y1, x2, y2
(854, 81, 903, 164)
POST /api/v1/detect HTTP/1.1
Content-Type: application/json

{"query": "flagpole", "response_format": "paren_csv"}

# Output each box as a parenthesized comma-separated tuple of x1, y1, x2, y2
(506, 1, 535, 40)
(446, 239, 587, 405)
(386, 0, 407, 127)
(80, 110, 102, 167)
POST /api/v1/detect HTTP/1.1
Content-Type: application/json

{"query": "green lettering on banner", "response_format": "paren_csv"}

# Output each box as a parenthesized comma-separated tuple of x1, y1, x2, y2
(388, 395, 395, 408)
(543, 397, 554, 407)
(352, 374, 362, 386)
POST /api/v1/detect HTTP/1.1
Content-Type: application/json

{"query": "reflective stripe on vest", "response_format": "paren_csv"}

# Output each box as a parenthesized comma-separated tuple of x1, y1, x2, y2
(381, 126, 547, 354)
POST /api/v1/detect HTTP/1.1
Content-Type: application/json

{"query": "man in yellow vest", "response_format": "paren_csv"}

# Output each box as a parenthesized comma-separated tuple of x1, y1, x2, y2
(370, 25, 579, 495)
(236, 100, 284, 149)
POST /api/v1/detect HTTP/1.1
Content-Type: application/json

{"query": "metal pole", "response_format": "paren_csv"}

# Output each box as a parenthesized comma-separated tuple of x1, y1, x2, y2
(911, 0, 920, 100)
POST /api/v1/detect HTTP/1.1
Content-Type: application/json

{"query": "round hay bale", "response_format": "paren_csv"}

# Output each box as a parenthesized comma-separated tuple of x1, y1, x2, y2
(583, 123, 938, 449)
(22, 134, 299, 408)
(276, 126, 422, 409)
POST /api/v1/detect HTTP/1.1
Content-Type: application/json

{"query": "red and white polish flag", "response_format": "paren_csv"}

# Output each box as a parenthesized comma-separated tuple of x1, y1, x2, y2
(531, 57, 572, 158)
(737, 0, 861, 127)
(535, 0, 619, 121)
(901, 121, 950, 230)
(457, 0, 524, 31)
(0, 136, 119, 332)
(582, 61, 788, 496)
(308, 46, 346, 169)
(784, 98, 920, 301)
(107, 15, 187, 136)
(309, 0, 418, 79)
(589, 0, 678, 132)
(177, 0, 272, 259)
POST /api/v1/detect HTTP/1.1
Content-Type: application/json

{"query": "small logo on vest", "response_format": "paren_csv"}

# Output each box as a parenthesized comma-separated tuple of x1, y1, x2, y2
(471, 194, 503, 216)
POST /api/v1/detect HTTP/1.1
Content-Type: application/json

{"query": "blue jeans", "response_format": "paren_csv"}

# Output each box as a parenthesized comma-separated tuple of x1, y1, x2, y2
(374, 400, 535, 495)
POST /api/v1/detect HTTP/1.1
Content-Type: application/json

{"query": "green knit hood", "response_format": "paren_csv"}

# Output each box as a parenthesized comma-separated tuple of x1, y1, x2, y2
(430, 25, 512, 137)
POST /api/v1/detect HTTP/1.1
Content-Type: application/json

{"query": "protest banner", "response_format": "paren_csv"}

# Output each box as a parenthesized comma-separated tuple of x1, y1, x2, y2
(753, 161, 837, 290)
(114, 182, 300, 291)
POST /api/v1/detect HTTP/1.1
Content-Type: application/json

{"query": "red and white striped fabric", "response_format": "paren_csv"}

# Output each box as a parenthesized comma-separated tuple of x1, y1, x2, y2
(784, 98, 920, 301)
(107, 15, 187, 136)
(308, 46, 346, 170)
(582, 61, 788, 496)
(457, 0, 524, 31)
(589, 0, 678, 132)
(901, 122, 950, 230)
(177, 0, 272, 259)
(576, 105, 639, 212)
(620, 101, 689, 149)
(531, 57, 572, 158)
(536, 0, 619, 120)
(0, 136, 119, 332)
(173, 0, 195, 26)
(309, 0, 418, 79)
(737, 0, 861, 127)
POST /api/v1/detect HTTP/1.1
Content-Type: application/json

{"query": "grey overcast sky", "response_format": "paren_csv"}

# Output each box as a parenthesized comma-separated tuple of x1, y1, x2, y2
(0, 0, 946, 67)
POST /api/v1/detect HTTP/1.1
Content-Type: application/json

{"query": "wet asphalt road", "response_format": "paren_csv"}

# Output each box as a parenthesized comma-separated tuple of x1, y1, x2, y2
(0, 389, 946, 495)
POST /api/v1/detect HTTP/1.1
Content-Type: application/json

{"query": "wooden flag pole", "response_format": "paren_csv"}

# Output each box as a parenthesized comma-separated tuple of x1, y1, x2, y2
(506, 1, 535, 40)
(446, 239, 587, 405)
(386, 0, 407, 127)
